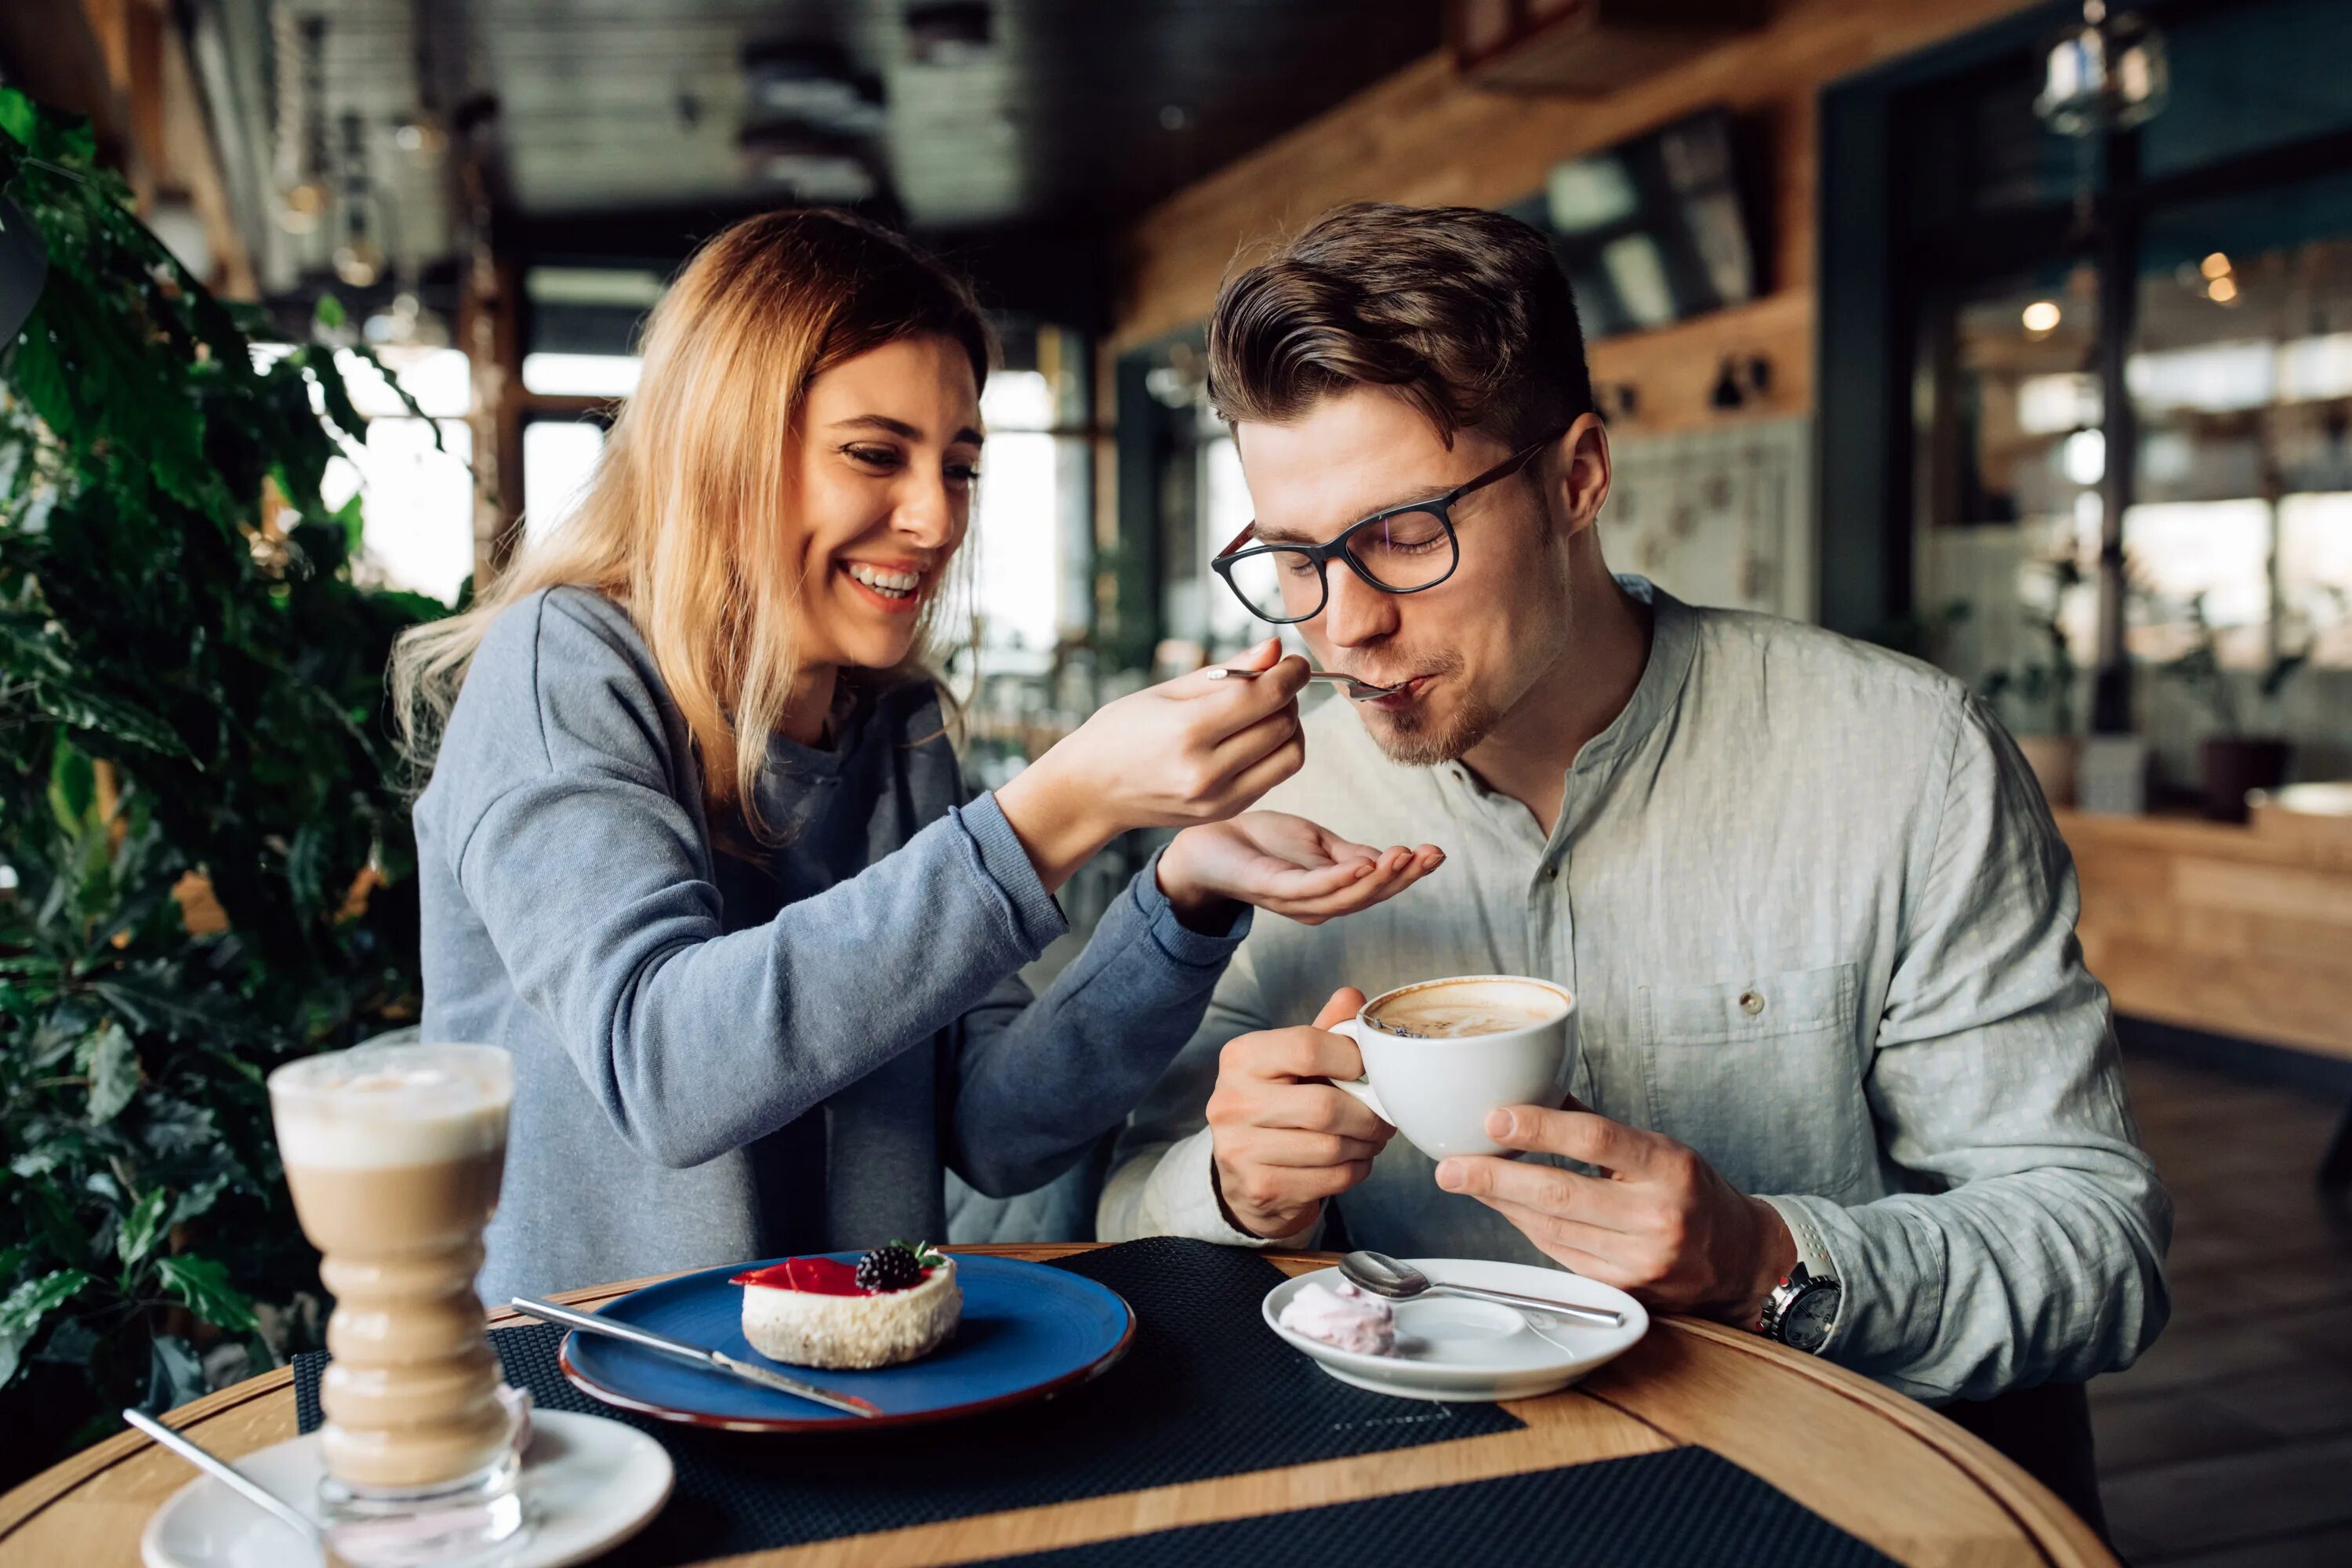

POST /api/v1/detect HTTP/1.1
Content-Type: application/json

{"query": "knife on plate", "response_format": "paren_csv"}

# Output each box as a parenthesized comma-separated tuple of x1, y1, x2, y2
(510, 1295, 882, 1417)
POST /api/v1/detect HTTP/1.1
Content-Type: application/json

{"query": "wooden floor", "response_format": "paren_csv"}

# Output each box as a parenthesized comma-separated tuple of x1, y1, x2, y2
(2092, 1053, 2352, 1566)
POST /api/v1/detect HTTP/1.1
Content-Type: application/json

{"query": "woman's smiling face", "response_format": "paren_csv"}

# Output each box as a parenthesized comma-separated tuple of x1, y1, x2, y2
(791, 332, 983, 672)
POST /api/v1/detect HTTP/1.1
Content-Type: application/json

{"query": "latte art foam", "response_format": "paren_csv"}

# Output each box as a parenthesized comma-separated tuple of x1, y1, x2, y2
(1367, 979, 1569, 1039)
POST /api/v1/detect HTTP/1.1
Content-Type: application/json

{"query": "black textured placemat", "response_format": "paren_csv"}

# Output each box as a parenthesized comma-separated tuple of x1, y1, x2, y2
(294, 1238, 1523, 1563)
(967, 1450, 1902, 1568)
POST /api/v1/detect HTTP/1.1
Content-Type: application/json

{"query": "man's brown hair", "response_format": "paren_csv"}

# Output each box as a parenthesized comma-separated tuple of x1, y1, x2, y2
(1207, 202, 1595, 451)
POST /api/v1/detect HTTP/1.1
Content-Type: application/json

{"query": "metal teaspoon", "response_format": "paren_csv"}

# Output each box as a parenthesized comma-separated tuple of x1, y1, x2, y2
(1203, 666, 1399, 701)
(1341, 1250, 1627, 1328)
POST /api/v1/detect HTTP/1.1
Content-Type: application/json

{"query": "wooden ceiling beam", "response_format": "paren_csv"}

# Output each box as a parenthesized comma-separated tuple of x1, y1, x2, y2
(158, 16, 257, 298)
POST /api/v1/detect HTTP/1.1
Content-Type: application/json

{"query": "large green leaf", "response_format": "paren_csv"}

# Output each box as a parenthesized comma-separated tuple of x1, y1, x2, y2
(0, 1270, 93, 1388)
(78, 1022, 137, 1123)
(155, 1255, 259, 1334)
(114, 1187, 169, 1270)
(143, 1334, 206, 1413)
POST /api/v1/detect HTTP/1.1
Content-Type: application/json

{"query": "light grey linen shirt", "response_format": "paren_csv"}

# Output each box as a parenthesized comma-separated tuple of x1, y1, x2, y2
(1101, 578, 2171, 1404)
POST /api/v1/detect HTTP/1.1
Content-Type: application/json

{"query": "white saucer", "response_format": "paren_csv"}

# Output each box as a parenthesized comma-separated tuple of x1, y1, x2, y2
(1263, 1258, 1648, 1403)
(141, 1410, 673, 1568)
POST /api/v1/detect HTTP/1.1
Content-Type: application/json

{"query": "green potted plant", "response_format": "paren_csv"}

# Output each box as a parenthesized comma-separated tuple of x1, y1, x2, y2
(1, 90, 441, 1483)
(1979, 558, 2084, 808)
(2158, 592, 2311, 822)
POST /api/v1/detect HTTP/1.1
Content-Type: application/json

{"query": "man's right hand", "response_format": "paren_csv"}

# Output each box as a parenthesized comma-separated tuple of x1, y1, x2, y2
(1207, 987, 1396, 1239)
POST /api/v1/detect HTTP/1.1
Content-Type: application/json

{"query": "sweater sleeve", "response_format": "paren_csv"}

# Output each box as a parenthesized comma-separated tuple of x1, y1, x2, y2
(942, 832, 1252, 1199)
(436, 593, 1080, 1169)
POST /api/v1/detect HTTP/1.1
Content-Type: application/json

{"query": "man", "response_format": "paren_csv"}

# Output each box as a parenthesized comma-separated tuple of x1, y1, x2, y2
(1099, 203, 2169, 1512)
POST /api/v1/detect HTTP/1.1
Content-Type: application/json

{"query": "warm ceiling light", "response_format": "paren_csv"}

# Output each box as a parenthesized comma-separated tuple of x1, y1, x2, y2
(2209, 276, 2239, 303)
(2023, 299, 2063, 333)
(2200, 252, 2231, 279)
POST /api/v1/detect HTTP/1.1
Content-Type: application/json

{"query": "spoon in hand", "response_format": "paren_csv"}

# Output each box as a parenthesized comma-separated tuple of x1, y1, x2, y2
(1204, 666, 1399, 701)
(1341, 1250, 1627, 1329)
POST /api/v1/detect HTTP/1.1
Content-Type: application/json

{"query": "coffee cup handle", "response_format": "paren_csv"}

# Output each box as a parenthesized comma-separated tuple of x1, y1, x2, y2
(1325, 1018, 1394, 1126)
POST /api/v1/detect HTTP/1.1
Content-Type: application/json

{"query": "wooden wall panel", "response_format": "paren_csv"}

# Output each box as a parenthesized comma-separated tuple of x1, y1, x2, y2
(2057, 810, 2352, 1063)
(1110, 0, 2039, 434)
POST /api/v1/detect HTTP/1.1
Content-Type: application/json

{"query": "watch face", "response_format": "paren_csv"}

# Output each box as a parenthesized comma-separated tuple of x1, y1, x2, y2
(1784, 1283, 1839, 1354)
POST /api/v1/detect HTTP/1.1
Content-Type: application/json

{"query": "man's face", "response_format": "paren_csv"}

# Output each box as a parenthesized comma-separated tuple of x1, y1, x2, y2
(1234, 390, 1573, 765)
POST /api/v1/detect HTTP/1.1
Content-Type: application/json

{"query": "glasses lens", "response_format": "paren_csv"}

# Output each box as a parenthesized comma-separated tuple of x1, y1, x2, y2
(1345, 508, 1456, 591)
(1223, 547, 1324, 622)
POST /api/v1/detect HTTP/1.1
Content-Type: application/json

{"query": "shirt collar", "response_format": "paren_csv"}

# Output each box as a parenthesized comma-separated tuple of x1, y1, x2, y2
(1438, 572, 1697, 801)
(1568, 574, 1697, 775)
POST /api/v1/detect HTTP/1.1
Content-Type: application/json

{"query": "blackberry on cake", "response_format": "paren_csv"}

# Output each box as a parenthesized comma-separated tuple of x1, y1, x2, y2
(855, 1243, 925, 1292)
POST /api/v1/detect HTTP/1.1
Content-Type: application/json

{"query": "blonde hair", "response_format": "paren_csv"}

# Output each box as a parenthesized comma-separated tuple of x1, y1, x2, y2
(391, 209, 993, 838)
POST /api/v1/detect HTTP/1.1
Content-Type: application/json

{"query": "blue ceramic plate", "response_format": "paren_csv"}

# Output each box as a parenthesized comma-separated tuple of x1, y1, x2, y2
(558, 1254, 1134, 1432)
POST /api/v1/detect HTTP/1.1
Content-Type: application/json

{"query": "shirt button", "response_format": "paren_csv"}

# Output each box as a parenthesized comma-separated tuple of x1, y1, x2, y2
(1740, 989, 1766, 1016)
(1543, 864, 1559, 880)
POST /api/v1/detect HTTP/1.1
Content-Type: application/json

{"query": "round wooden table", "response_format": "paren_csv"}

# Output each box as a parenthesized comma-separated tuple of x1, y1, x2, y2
(0, 1245, 2114, 1568)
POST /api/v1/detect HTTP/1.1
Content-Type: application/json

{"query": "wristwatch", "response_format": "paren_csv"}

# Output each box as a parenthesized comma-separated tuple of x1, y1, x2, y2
(1758, 1263, 1841, 1355)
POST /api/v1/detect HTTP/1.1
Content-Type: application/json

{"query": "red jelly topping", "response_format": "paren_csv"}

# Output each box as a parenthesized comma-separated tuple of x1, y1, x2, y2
(728, 1256, 869, 1295)
(728, 1256, 938, 1294)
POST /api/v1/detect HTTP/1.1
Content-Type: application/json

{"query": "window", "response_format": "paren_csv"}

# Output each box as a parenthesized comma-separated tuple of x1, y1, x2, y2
(971, 370, 1065, 660)
(521, 354, 642, 398)
(522, 419, 605, 543)
(266, 344, 475, 605)
(1201, 434, 1257, 649)
(1895, 17, 2352, 785)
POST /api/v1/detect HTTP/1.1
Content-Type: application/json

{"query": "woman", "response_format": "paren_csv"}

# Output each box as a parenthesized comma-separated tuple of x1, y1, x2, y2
(394, 210, 1440, 1304)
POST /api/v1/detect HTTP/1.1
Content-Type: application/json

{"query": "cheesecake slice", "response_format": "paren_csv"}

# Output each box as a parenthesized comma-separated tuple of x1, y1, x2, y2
(731, 1246, 961, 1370)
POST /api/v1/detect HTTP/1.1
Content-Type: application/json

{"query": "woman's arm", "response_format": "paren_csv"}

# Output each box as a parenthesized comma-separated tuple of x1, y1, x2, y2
(942, 851, 1252, 1197)
(441, 593, 1073, 1169)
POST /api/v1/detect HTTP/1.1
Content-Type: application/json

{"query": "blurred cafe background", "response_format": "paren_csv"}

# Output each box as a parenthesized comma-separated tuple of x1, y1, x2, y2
(3, 2, 2350, 1559)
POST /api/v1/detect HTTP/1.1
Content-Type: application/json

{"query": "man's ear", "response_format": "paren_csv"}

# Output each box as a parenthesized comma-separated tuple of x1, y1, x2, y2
(1549, 412, 1612, 536)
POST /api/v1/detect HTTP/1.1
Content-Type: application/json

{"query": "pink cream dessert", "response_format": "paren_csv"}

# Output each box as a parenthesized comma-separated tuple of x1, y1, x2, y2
(1278, 1279, 1397, 1356)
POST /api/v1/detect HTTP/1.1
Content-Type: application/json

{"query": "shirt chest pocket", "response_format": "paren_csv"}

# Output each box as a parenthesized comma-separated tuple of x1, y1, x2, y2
(1638, 962, 1869, 1200)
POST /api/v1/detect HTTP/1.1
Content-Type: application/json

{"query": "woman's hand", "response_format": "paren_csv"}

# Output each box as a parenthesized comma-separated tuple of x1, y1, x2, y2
(1158, 813, 1444, 929)
(996, 638, 1310, 891)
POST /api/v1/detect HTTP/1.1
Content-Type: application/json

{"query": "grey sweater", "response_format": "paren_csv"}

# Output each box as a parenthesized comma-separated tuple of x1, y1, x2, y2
(415, 587, 1248, 1305)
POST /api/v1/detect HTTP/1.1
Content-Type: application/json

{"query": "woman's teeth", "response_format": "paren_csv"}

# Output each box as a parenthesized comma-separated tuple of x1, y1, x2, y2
(845, 563, 922, 600)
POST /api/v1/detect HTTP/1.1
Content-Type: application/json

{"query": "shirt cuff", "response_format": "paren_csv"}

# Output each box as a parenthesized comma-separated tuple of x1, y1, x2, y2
(1132, 849, 1254, 968)
(1759, 1192, 1850, 1359)
(957, 793, 1071, 954)
(1156, 1128, 1323, 1250)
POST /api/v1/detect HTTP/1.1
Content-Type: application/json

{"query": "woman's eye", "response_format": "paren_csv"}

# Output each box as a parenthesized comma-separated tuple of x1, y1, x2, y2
(947, 463, 982, 485)
(844, 445, 902, 470)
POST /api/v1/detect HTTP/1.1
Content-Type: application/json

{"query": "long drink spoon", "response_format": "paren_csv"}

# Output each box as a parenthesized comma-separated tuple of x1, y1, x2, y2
(1341, 1250, 1628, 1329)
(1203, 666, 1399, 701)
(122, 1406, 337, 1566)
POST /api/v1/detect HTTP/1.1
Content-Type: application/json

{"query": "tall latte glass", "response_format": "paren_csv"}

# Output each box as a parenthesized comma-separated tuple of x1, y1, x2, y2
(268, 1042, 525, 1564)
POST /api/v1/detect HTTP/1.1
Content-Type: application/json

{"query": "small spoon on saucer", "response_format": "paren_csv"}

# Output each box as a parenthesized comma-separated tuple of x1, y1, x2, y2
(1203, 666, 1399, 702)
(1341, 1250, 1627, 1329)
(122, 1407, 337, 1566)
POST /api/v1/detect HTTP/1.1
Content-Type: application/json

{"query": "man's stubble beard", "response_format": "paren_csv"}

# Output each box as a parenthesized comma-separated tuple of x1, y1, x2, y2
(1358, 649, 1503, 767)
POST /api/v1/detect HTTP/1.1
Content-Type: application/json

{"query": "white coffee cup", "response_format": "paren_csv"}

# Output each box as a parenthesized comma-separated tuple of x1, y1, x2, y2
(1327, 975, 1577, 1159)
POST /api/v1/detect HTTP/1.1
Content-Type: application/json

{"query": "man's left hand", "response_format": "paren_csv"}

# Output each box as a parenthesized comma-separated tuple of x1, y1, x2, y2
(1434, 1103, 1798, 1327)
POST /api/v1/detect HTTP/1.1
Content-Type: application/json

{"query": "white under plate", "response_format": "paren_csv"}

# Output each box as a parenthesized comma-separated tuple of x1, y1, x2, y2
(1263, 1258, 1648, 1403)
(141, 1410, 673, 1568)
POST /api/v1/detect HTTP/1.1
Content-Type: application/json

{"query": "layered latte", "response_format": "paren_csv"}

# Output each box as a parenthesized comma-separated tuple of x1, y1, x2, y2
(270, 1044, 515, 1494)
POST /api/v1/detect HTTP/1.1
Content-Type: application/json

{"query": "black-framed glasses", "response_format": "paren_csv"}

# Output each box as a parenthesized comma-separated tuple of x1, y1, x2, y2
(1209, 434, 1559, 625)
